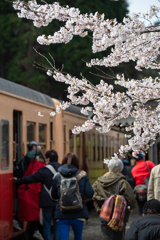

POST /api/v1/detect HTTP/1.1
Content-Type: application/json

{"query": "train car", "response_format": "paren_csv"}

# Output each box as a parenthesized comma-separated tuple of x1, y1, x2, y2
(0, 77, 55, 239)
(0, 77, 126, 239)
(56, 101, 127, 184)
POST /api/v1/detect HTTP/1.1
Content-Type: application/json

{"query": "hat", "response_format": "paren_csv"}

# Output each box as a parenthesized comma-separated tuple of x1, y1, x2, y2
(143, 199, 160, 214)
(132, 150, 145, 160)
(27, 141, 43, 149)
(28, 141, 40, 147)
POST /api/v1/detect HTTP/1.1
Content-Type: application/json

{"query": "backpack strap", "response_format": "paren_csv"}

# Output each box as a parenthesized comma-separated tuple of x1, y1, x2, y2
(45, 165, 57, 179)
(115, 179, 121, 195)
(76, 170, 86, 181)
(43, 165, 58, 201)
(43, 185, 58, 201)
(144, 161, 151, 174)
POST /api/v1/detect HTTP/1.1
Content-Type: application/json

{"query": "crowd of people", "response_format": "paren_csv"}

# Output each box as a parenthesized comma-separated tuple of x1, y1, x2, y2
(13, 142, 160, 240)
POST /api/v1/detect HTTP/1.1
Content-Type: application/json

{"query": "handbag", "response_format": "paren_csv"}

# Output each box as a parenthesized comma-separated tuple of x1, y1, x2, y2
(134, 184, 147, 202)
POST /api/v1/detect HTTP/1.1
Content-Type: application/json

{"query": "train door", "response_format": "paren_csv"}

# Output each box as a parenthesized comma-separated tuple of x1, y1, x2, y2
(12, 110, 24, 238)
(13, 110, 22, 162)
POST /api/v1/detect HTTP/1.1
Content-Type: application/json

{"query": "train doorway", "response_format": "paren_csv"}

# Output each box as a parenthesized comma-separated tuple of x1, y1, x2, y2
(13, 110, 22, 162)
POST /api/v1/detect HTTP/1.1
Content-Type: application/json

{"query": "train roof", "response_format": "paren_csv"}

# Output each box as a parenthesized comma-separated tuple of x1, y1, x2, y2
(58, 100, 86, 117)
(0, 77, 54, 108)
(65, 105, 86, 117)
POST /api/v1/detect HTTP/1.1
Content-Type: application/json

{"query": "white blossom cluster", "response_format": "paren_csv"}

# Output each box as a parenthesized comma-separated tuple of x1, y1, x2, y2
(12, 0, 160, 153)
(13, 1, 160, 70)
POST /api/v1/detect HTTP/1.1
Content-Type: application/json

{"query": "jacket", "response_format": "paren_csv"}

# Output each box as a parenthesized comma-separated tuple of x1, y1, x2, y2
(148, 164, 160, 201)
(131, 160, 155, 186)
(52, 164, 94, 220)
(23, 148, 41, 174)
(92, 172, 136, 214)
(17, 162, 61, 208)
(17, 159, 46, 221)
(125, 214, 160, 240)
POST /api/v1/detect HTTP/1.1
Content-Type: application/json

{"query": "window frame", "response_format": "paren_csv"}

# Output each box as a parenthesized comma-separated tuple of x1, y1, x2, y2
(1, 119, 10, 170)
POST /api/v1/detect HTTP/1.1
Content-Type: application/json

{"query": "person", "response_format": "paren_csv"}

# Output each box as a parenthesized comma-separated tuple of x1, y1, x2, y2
(131, 150, 155, 215)
(52, 153, 94, 240)
(92, 154, 136, 240)
(147, 163, 160, 201)
(15, 141, 46, 240)
(125, 199, 160, 240)
(14, 150, 61, 240)
(121, 155, 135, 189)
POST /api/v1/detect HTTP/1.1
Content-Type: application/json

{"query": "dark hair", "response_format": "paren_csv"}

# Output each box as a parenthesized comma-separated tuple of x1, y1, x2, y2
(143, 199, 160, 215)
(27, 144, 36, 151)
(27, 141, 39, 151)
(62, 153, 79, 169)
(45, 150, 58, 162)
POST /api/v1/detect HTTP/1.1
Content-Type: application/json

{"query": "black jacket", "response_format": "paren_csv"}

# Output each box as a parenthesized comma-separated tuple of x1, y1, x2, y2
(16, 162, 61, 208)
(125, 214, 160, 240)
(52, 164, 94, 220)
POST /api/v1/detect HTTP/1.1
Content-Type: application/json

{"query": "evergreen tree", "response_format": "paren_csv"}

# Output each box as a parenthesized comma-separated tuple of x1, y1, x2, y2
(0, 0, 128, 99)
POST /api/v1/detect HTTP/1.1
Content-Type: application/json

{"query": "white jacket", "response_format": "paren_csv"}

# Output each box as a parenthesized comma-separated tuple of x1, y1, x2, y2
(148, 164, 160, 200)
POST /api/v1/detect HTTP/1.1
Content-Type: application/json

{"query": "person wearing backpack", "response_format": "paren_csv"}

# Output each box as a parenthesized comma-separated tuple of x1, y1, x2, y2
(14, 141, 43, 178)
(92, 154, 136, 240)
(52, 153, 94, 240)
(14, 150, 61, 240)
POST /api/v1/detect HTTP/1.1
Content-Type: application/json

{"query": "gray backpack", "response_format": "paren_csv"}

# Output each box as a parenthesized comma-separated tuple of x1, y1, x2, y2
(58, 170, 86, 212)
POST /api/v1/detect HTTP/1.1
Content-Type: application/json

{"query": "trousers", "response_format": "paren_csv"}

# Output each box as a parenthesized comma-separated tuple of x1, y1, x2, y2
(42, 207, 60, 240)
(57, 219, 84, 240)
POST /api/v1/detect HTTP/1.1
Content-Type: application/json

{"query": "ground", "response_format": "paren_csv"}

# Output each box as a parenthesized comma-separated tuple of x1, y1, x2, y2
(69, 208, 139, 240)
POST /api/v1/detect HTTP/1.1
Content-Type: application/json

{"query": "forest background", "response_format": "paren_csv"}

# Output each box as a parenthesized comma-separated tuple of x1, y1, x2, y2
(0, 0, 157, 100)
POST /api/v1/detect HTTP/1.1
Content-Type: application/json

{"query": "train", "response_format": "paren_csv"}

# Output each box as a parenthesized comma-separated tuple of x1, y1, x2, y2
(0, 76, 128, 239)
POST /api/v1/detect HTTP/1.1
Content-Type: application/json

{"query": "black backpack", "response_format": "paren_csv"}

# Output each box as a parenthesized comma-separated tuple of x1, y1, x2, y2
(14, 157, 26, 178)
(58, 170, 86, 212)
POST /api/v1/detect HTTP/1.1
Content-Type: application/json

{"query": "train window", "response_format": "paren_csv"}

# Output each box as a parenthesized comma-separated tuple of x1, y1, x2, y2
(39, 123, 46, 161)
(27, 121, 35, 143)
(112, 137, 114, 155)
(87, 134, 91, 162)
(105, 136, 108, 159)
(1, 120, 9, 169)
(50, 122, 53, 141)
(97, 135, 100, 161)
(92, 133, 96, 162)
(50, 122, 53, 149)
(69, 130, 74, 153)
(76, 134, 80, 157)
(101, 135, 104, 161)
(64, 125, 67, 155)
(108, 136, 111, 158)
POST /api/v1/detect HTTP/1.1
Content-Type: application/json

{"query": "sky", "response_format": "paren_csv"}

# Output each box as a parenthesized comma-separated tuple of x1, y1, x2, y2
(127, 0, 159, 24)
(128, 0, 159, 14)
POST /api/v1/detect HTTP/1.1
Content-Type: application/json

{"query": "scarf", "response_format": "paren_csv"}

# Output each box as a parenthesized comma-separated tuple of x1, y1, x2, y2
(108, 195, 127, 231)
(100, 195, 127, 231)
(100, 195, 115, 222)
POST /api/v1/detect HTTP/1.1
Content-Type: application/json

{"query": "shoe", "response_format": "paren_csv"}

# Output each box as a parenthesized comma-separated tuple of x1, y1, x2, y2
(33, 232, 44, 240)
(13, 219, 22, 231)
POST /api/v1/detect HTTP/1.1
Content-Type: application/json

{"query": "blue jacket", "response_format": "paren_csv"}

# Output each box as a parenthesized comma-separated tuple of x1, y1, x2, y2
(52, 164, 94, 220)
(16, 162, 61, 208)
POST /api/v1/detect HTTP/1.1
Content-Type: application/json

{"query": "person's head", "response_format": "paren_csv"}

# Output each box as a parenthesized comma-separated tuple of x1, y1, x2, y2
(142, 199, 160, 215)
(132, 150, 145, 161)
(45, 150, 58, 164)
(27, 141, 41, 151)
(62, 153, 79, 169)
(104, 154, 124, 173)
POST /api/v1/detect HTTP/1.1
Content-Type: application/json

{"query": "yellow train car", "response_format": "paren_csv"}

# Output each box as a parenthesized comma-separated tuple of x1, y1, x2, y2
(0, 77, 126, 239)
